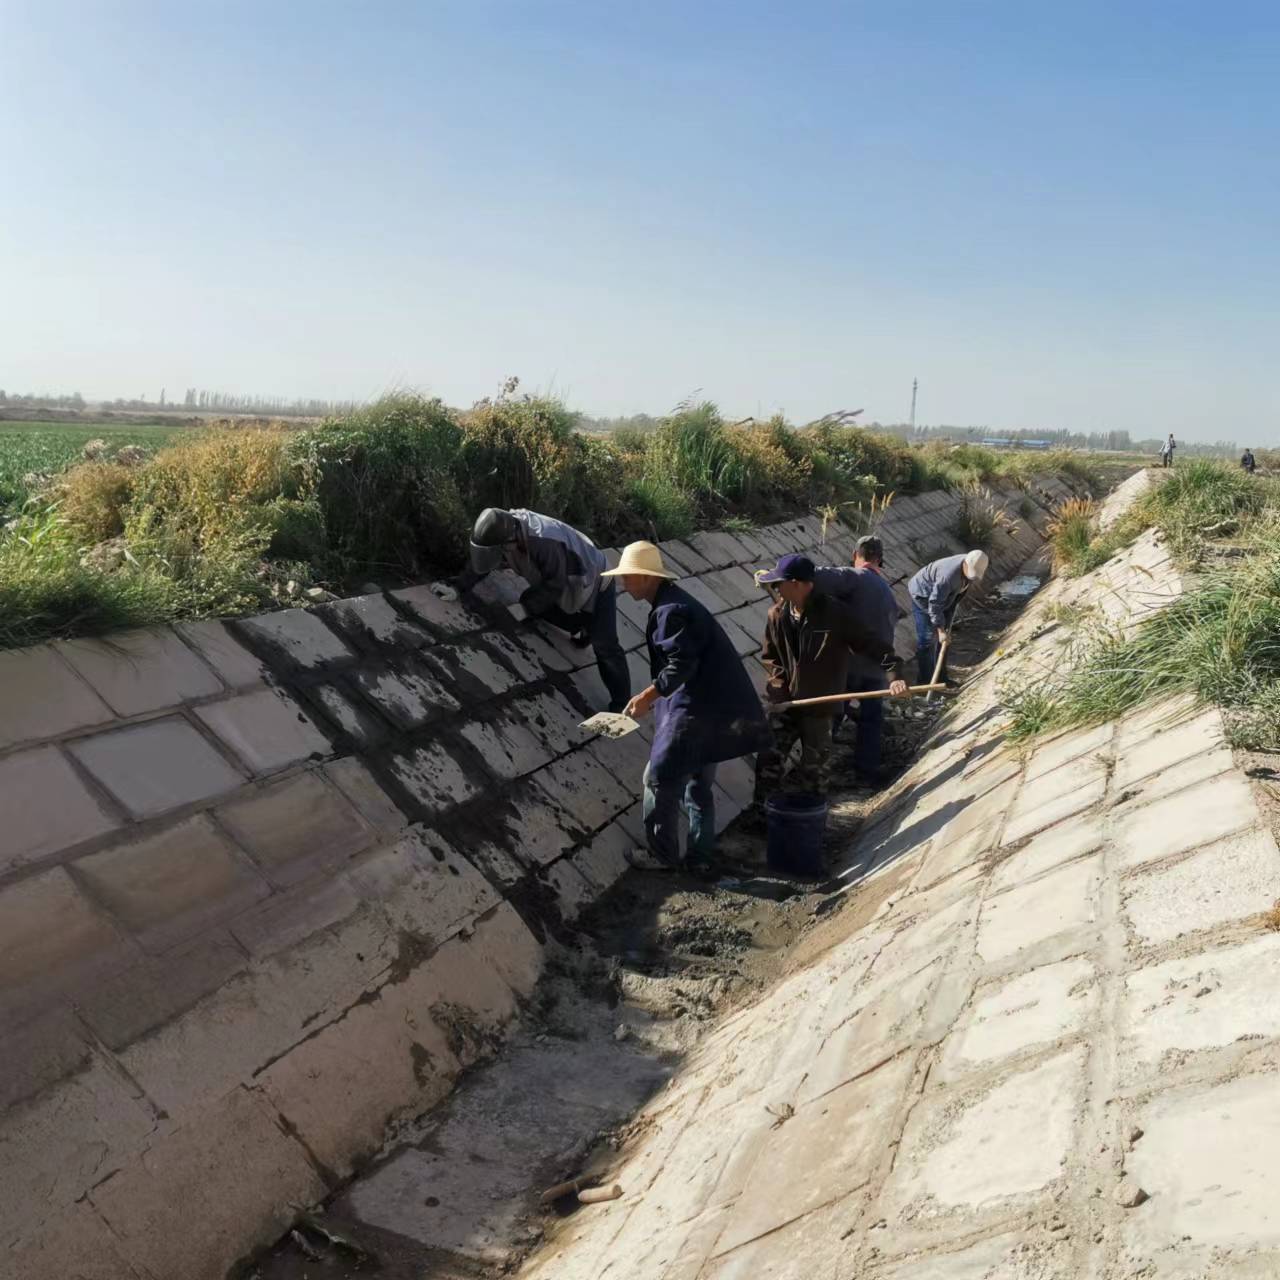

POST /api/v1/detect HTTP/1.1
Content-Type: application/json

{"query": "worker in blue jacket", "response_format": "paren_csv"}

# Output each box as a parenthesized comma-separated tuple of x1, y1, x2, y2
(812, 535, 903, 783)
(603, 541, 770, 872)
(907, 549, 988, 685)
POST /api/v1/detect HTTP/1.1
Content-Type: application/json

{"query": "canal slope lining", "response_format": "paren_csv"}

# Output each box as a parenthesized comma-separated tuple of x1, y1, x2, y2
(0, 476, 1077, 1280)
(519, 467, 1280, 1280)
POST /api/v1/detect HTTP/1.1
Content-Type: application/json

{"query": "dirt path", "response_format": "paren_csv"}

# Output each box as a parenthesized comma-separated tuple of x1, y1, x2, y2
(245, 576, 1045, 1280)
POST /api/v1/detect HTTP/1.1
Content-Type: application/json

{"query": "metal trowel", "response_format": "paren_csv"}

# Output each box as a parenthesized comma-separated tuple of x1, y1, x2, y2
(579, 711, 640, 739)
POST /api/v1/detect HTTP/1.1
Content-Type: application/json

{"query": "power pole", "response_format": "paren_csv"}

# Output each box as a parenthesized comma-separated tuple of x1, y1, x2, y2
(909, 378, 918, 432)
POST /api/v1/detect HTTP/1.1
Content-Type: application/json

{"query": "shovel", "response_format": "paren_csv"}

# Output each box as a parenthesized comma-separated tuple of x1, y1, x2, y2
(579, 711, 641, 739)
(767, 683, 944, 713)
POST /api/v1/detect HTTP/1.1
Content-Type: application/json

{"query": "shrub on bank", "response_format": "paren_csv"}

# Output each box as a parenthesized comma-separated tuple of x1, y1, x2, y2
(1004, 462, 1280, 749)
(0, 392, 1085, 650)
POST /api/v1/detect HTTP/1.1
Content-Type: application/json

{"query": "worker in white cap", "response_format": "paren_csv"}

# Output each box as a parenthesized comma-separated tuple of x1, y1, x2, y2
(601, 542, 769, 872)
(906, 549, 988, 686)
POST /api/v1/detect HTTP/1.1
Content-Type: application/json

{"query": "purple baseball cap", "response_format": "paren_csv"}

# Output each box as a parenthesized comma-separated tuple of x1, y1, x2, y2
(757, 553, 815, 584)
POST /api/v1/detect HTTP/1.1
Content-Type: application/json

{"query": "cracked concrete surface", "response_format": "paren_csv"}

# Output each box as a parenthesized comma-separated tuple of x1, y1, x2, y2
(513, 474, 1280, 1280)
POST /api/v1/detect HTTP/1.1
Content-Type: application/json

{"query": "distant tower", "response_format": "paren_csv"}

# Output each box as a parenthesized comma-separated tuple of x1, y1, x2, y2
(909, 378, 918, 431)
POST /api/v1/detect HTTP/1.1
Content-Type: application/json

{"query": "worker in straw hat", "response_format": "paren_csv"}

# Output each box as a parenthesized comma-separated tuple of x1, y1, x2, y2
(602, 541, 770, 873)
(462, 507, 630, 713)
(906, 549, 988, 687)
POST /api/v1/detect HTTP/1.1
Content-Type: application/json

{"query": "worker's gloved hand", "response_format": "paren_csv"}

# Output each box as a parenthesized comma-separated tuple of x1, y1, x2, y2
(888, 679, 909, 697)
(936, 627, 949, 644)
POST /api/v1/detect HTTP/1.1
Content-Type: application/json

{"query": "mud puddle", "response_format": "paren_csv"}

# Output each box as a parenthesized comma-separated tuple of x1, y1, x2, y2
(246, 578, 1042, 1280)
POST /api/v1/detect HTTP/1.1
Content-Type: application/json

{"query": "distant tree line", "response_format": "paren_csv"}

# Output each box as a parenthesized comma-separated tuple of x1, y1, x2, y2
(873, 422, 1238, 457)
(0, 387, 361, 418)
(0, 390, 86, 409)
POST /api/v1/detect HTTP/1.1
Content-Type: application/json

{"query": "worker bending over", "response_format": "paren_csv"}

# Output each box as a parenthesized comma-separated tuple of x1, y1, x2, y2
(463, 507, 630, 713)
(907, 549, 988, 686)
(753, 554, 907, 807)
(604, 542, 769, 872)
(812, 534, 903, 784)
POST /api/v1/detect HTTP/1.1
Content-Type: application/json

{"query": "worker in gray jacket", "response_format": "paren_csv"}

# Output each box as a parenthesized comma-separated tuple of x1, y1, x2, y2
(812, 535, 902, 782)
(463, 507, 630, 712)
(907, 549, 988, 685)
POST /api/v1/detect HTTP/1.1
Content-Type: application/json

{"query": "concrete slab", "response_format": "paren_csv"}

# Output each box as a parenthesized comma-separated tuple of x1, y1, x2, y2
(1112, 708, 1224, 790)
(390, 583, 490, 636)
(1123, 1075, 1280, 1272)
(459, 714, 555, 779)
(0, 645, 112, 749)
(322, 591, 435, 650)
(701, 1194, 860, 1279)
(532, 748, 628, 832)
(1000, 771, 1106, 845)
(1121, 934, 1280, 1078)
(717, 1054, 916, 1254)
(239, 607, 356, 668)
(176, 619, 266, 689)
(217, 771, 374, 888)
(869, 1233, 1071, 1279)
(0, 745, 120, 873)
(72, 814, 269, 952)
(195, 688, 331, 774)
(353, 665, 460, 729)
(1116, 692, 1201, 745)
(1114, 745, 1235, 808)
(59, 627, 224, 716)
(882, 1048, 1083, 1222)
(940, 957, 1096, 1079)
(88, 1085, 326, 1280)
(0, 868, 128, 1006)
(388, 741, 482, 814)
(1024, 721, 1113, 782)
(0, 1056, 156, 1249)
(978, 856, 1100, 967)
(323, 757, 409, 834)
(1006, 754, 1106, 825)
(70, 717, 245, 819)
(1122, 827, 1280, 948)
(799, 959, 940, 1103)
(991, 811, 1105, 893)
(1111, 773, 1258, 871)
(347, 827, 500, 946)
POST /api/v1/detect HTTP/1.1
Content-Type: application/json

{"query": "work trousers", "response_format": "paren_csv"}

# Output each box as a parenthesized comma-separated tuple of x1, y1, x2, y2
(840, 673, 886, 776)
(912, 601, 951, 686)
(642, 761, 717, 867)
(1161, 453, 1173, 468)
(754, 712, 832, 802)
(540, 580, 631, 712)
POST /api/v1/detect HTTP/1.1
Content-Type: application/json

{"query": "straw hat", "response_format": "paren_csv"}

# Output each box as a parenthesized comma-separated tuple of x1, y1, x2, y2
(600, 541, 678, 580)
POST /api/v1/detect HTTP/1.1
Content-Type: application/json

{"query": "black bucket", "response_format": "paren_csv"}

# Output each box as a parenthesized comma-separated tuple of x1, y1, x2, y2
(765, 791, 829, 878)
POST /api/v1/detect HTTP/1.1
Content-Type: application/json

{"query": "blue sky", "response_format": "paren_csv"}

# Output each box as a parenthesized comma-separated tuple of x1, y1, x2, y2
(3, 1, 1278, 440)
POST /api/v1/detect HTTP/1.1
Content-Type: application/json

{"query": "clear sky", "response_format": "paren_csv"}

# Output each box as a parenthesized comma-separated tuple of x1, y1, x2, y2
(3, 1, 1278, 440)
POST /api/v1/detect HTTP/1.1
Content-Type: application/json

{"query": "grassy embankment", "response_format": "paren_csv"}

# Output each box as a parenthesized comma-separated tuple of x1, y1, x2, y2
(0, 397, 1098, 651)
(1004, 459, 1280, 750)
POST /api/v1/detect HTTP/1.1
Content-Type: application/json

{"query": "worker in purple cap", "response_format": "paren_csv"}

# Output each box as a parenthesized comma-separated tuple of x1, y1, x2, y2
(753, 554, 908, 808)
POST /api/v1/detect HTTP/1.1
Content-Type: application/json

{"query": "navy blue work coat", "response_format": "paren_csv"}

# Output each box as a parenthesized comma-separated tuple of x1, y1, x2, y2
(644, 581, 771, 782)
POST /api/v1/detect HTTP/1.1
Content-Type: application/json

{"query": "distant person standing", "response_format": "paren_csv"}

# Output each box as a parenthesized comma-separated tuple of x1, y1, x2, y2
(1160, 434, 1176, 468)
(1242, 448, 1257, 474)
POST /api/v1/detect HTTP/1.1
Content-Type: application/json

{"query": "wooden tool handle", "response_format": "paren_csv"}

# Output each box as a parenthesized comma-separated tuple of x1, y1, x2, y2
(576, 1184, 623, 1204)
(768, 683, 945, 712)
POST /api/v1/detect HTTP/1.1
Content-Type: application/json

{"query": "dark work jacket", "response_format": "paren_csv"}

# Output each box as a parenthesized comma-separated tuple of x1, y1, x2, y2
(645, 581, 771, 782)
(762, 589, 905, 717)
(812, 565, 902, 683)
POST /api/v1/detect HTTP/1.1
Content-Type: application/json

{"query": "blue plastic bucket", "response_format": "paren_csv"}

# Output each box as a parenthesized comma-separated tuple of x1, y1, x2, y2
(765, 791, 829, 878)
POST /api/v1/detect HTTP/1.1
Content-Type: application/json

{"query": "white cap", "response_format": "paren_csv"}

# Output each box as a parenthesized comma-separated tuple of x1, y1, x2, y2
(963, 549, 989, 580)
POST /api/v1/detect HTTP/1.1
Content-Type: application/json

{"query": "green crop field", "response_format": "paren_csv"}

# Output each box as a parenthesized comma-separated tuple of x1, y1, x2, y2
(0, 421, 183, 513)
